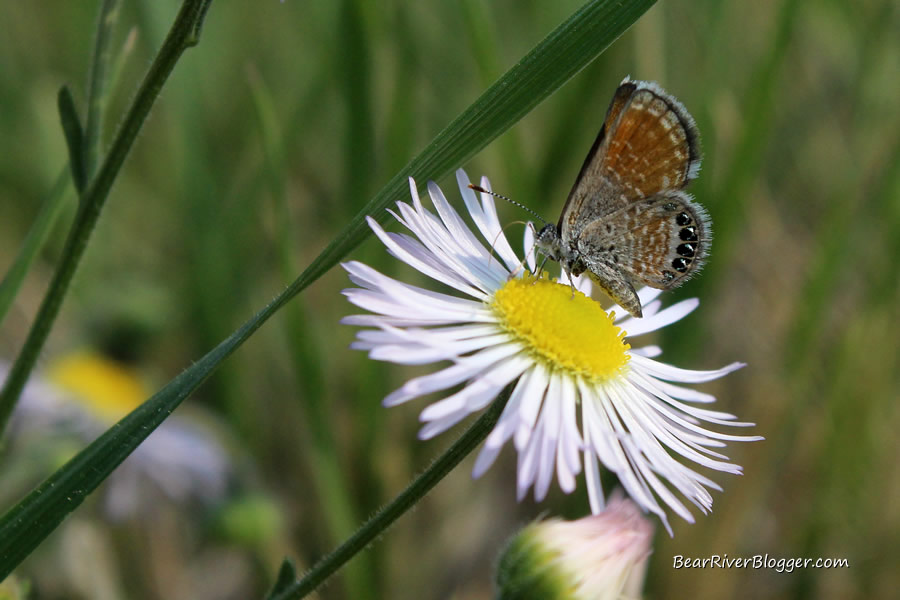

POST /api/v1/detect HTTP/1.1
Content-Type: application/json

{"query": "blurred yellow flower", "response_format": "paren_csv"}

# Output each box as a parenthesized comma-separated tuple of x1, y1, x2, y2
(45, 351, 145, 423)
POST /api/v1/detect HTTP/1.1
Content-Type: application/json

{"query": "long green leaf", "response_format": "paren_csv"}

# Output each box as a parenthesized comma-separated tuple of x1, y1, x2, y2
(83, 0, 124, 179)
(0, 0, 214, 438)
(0, 168, 70, 327)
(57, 86, 87, 194)
(0, 0, 654, 578)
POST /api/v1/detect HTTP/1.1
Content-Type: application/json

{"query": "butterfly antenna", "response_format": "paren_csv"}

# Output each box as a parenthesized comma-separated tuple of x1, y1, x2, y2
(469, 184, 551, 227)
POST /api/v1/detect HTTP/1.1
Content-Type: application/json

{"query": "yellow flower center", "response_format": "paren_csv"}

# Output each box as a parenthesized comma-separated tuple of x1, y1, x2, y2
(491, 275, 630, 381)
(46, 351, 146, 424)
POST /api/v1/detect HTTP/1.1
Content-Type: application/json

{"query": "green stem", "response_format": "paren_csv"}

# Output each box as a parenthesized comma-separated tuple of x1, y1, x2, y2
(83, 0, 123, 179)
(0, 167, 71, 327)
(267, 390, 510, 600)
(0, 0, 214, 438)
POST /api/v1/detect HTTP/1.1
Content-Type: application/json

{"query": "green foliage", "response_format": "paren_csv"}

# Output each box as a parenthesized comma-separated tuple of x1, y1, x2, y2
(0, 0, 897, 598)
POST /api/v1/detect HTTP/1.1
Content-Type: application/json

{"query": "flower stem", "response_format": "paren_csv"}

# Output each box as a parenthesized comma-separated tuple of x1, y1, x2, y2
(0, 167, 71, 327)
(83, 0, 123, 179)
(0, 0, 214, 439)
(266, 390, 511, 600)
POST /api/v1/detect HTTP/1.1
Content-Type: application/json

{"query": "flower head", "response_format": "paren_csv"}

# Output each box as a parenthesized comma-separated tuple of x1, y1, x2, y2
(496, 494, 653, 600)
(3, 352, 232, 519)
(342, 170, 761, 532)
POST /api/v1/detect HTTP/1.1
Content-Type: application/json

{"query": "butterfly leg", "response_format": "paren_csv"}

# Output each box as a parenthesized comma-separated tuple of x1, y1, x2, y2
(532, 254, 551, 282)
(562, 268, 579, 299)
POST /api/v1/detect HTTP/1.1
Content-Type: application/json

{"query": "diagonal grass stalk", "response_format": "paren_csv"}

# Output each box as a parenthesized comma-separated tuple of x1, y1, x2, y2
(0, 0, 214, 438)
(0, 168, 71, 327)
(83, 0, 124, 180)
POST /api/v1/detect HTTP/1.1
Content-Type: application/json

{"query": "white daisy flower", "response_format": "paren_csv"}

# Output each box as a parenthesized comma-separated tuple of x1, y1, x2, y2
(342, 170, 761, 533)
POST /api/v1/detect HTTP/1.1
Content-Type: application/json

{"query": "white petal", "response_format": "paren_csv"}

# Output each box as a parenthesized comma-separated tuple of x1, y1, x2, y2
(621, 298, 699, 338)
(630, 354, 746, 383)
(631, 345, 662, 358)
(367, 217, 488, 298)
(533, 373, 563, 501)
(523, 223, 537, 273)
(516, 416, 543, 500)
(609, 380, 743, 473)
(398, 193, 507, 292)
(384, 343, 522, 407)
(558, 375, 583, 475)
(427, 180, 486, 257)
(637, 287, 664, 305)
(652, 378, 716, 403)
(418, 355, 529, 421)
(343, 288, 491, 325)
(343, 261, 487, 311)
(612, 287, 663, 321)
(456, 171, 521, 272)
(628, 371, 763, 433)
(476, 176, 523, 270)
(572, 273, 593, 296)
(583, 427, 606, 514)
(417, 409, 474, 440)
(582, 383, 668, 524)
(514, 362, 551, 450)
(472, 443, 503, 480)
(628, 370, 759, 427)
(483, 367, 537, 451)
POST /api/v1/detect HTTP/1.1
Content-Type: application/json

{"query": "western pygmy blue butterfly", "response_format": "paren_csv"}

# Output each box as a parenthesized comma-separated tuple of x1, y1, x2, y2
(535, 77, 709, 318)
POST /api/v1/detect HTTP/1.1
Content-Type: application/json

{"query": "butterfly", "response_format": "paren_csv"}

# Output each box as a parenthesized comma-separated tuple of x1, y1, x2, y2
(534, 77, 709, 318)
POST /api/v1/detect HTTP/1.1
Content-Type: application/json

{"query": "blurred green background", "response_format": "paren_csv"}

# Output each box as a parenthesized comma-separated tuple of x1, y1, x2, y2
(1, 0, 898, 598)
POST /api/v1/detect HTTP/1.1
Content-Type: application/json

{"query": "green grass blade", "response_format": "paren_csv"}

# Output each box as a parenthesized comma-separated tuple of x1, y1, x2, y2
(267, 559, 300, 598)
(57, 86, 87, 194)
(0, 0, 654, 577)
(0, 0, 214, 438)
(83, 0, 124, 178)
(0, 168, 71, 327)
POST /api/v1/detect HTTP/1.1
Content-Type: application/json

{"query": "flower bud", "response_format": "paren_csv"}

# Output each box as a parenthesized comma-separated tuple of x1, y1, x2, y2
(496, 496, 653, 600)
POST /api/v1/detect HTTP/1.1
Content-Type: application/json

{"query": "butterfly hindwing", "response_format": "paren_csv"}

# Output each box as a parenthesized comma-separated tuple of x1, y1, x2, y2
(576, 190, 710, 291)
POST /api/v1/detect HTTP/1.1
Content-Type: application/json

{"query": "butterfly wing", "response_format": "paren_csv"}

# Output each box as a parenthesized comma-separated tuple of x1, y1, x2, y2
(576, 190, 711, 317)
(560, 78, 702, 243)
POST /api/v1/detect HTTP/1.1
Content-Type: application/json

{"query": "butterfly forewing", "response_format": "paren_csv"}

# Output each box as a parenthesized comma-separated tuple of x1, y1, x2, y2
(560, 79, 702, 243)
